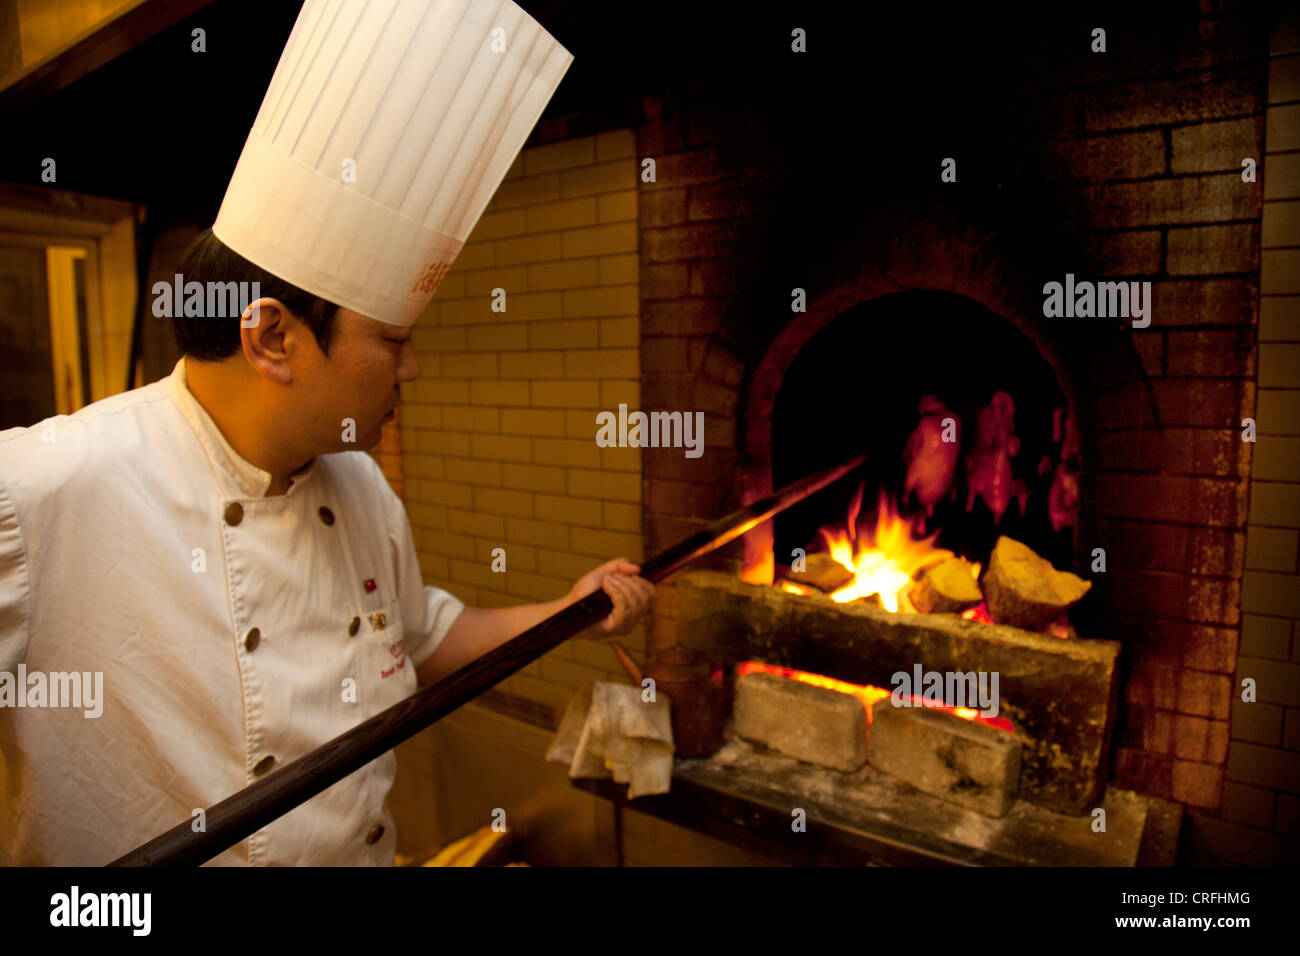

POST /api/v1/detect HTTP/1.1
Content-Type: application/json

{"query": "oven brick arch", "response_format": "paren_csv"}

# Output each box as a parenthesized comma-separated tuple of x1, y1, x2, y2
(635, 37, 1265, 850)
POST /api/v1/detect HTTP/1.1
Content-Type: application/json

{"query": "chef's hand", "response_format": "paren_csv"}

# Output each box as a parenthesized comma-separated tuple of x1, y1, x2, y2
(567, 558, 655, 638)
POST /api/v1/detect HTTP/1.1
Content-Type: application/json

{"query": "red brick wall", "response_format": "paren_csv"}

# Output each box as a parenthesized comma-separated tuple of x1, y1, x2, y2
(634, 10, 1291, 863)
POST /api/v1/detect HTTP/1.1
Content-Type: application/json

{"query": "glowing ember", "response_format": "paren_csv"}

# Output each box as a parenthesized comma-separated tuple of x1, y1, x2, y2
(814, 485, 953, 612)
(775, 485, 1075, 637)
(962, 600, 1073, 639)
(738, 660, 1014, 734)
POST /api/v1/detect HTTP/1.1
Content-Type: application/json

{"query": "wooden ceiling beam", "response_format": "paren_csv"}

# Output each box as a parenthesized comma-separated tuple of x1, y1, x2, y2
(0, 0, 216, 107)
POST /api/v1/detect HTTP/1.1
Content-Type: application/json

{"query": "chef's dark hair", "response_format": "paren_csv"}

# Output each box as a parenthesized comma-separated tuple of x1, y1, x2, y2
(170, 228, 339, 361)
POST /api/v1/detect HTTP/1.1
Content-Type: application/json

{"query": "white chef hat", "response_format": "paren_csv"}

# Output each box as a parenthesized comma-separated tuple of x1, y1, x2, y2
(212, 0, 572, 328)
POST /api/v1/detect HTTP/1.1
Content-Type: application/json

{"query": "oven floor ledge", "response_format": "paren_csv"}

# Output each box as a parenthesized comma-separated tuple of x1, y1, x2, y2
(577, 733, 1175, 866)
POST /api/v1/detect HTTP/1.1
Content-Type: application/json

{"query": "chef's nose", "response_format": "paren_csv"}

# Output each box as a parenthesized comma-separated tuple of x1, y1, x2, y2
(397, 341, 420, 383)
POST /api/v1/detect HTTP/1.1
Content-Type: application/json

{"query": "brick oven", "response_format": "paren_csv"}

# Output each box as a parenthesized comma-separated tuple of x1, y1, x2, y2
(394, 3, 1298, 866)
(625, 11, 1293, 864)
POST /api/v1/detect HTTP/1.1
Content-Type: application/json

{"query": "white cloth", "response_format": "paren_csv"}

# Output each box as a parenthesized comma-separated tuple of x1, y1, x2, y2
(0, 359, 465, 865)
(213, 0, 573, 328)
(546, 682, 674, 799)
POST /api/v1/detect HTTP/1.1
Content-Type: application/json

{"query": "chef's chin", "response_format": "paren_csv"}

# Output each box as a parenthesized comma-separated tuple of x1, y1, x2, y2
(329, 425, 383, 454)
(352, 428, 384, 452)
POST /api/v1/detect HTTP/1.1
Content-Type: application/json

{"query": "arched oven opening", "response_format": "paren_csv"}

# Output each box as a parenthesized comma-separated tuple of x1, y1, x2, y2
(768, 290, 1077, 620)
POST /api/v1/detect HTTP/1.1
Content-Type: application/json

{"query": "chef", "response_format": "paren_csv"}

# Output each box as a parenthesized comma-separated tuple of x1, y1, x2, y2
(0, 0, 654, 865)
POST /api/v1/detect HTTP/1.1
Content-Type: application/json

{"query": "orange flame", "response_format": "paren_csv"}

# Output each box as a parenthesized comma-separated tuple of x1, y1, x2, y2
(776, 487, 1074, 638)
(738, 660, 1014, 734)
(809, 486, 953, 612)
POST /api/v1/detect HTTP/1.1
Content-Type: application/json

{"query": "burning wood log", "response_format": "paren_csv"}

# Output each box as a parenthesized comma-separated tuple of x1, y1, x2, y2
(791, 552, 855, 593)
(981, 536, 1090, 631)
(908, 556, 983, 614)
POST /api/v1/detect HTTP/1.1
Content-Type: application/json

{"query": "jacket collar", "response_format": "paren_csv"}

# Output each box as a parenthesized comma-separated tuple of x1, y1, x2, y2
(168, 358, 315, 499)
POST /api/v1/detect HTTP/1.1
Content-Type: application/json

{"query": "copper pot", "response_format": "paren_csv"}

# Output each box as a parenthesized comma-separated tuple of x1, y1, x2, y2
(609, 643, 726, 758)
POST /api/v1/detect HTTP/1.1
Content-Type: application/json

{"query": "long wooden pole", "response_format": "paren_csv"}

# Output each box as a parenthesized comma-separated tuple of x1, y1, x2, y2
(109, 452, 866, 866)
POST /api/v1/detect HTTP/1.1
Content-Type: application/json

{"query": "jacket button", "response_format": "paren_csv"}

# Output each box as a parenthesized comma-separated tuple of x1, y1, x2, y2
(224, 502, 244, 526)
(366, 825, 385, 845)
(348, 617, 360, 637)
(253, 755, 276, 775)
(244, 628, 261, 652)
(319, 506, 335, 526)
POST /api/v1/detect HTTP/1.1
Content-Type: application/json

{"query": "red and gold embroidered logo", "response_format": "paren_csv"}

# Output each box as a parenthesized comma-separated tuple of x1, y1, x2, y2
(380, 639, 407, 679)
(411, 258, 452, 296)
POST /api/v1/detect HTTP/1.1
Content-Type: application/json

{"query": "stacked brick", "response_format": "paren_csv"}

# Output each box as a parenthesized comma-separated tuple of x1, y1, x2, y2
(1050, 19, 1265, 839)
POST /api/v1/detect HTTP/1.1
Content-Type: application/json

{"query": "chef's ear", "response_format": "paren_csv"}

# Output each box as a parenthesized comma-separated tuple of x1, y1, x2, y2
(239, 297, 298, 385)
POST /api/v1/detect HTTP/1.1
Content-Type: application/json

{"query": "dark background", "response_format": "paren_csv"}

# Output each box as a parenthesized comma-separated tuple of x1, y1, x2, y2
(0, 0, 1175, 223)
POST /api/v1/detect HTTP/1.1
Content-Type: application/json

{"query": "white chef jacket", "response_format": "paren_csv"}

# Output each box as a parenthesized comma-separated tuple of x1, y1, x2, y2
(0, 359, 465, 865)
